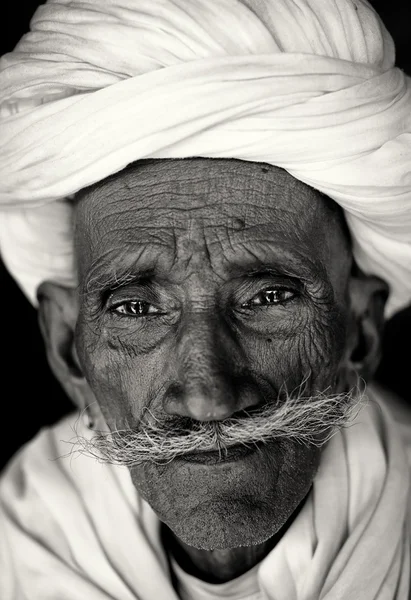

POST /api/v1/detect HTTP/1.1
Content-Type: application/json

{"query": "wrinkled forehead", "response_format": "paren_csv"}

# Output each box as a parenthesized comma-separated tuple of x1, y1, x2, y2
(74, 158, 352, 287)
(75, 157, 348, 232)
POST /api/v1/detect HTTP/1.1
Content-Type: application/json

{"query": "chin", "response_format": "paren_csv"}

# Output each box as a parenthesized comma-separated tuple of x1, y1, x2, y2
(131, 439, 320, 551)
(165, 497, 287, 550)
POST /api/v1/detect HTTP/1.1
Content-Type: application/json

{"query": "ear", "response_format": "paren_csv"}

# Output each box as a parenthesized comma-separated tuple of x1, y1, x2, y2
(37, 281, 101, 425)
(339, 267, 389, 389)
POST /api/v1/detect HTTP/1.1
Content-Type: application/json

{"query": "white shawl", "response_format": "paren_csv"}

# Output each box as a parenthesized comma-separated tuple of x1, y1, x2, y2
(1, 386, 410, 599)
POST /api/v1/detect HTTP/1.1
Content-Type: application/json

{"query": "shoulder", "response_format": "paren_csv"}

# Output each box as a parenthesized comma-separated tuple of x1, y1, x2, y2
(0, 411, 136, 507)
(0, 413, 85, 597)
(0, 411, 137, 538)
(0, 413, 142, 599)
(1, 411, 85, 502)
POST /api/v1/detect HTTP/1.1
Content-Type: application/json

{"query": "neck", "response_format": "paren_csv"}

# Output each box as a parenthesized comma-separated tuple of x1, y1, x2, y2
(162, 493, 308, 584)
(163, 527, 277, 584)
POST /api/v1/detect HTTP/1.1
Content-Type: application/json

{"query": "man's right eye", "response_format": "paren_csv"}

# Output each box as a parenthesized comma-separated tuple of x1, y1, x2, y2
(112, 300, 161, 317)
(240, 286, 298, 310)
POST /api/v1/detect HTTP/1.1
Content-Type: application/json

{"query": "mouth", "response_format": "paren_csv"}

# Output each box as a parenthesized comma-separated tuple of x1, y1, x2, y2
(177, 443, 260, 465)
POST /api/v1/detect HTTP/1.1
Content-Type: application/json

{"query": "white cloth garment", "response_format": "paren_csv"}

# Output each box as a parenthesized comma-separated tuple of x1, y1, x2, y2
(170, 555, 262, 600)
(0, 0, 411, 316)
(1, 385, 410, 600)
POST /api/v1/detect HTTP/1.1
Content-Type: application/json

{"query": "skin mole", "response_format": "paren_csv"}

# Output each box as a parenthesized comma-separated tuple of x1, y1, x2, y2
(232, 217, 245, 230)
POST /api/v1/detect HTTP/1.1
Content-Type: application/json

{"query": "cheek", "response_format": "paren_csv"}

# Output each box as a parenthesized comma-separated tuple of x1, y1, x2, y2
(297, 308, 348, 391)
(76, 318, 170, 427)
(240, 310, 347, 394)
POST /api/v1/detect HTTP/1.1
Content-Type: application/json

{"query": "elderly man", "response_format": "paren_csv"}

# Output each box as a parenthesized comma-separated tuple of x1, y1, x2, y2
(1, 1, 411, 599)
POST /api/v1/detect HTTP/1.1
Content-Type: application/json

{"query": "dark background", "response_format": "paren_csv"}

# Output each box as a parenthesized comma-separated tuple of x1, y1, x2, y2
(1, 1, 410, 470)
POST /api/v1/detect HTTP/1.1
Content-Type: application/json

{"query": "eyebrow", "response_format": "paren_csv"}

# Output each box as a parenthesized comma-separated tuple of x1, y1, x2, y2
(82, 262, 157, 300)
(81, 241, 327, 301)
(225, 257, 323, 283)
(220, 239, 327, 282)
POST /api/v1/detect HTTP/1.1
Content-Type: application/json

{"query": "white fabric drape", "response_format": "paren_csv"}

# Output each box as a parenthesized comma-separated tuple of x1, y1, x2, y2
(0, 0, 411, 315)
(0, 386, 410, 600)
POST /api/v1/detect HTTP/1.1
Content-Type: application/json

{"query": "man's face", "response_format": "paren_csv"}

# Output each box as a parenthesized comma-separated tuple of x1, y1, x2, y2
(74, 158, 352, 549)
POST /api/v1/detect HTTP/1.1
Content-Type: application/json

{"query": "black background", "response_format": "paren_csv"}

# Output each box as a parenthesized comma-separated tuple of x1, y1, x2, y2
(1, 1, 410, 470)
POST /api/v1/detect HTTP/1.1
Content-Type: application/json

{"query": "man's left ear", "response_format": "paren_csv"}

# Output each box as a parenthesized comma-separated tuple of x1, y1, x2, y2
(342, 269, 389, 386)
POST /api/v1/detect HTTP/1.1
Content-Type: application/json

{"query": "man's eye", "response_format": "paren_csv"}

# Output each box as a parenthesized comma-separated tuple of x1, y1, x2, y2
(112, 301, 161, 317)
(241, 288, 296, 308)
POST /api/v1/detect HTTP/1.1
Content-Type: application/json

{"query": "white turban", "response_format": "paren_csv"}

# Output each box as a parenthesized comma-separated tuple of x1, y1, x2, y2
(0, 0, 410, 317)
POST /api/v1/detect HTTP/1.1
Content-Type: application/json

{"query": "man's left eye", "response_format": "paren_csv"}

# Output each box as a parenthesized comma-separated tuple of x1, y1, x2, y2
(241, 288, 296, 308)
(112, 301, 161, 317)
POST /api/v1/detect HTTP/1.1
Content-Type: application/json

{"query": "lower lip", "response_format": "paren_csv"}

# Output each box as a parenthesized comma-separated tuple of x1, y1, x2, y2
(177, 444, 259, 465)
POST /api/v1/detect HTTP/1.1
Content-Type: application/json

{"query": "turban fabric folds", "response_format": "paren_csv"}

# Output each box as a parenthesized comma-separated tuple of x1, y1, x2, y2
(0, 0, 411, 316)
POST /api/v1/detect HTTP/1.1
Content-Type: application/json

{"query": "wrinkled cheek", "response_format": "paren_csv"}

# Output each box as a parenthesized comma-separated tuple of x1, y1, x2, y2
(243, 326, 345, 396)
(88, 351, 135, 429)
(75, 325, 155, 429)
(239, 338, 297, 394)
(302, 316, 347, 391)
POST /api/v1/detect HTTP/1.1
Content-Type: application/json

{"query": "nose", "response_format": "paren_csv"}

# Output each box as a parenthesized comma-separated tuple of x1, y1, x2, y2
(164, 312, 260, 421)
